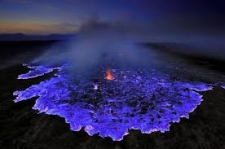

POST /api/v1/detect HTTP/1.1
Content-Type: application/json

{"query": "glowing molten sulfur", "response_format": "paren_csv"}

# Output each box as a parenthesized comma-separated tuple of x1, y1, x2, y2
(105, 69, 114, 80)
(13, 64, 216, 141)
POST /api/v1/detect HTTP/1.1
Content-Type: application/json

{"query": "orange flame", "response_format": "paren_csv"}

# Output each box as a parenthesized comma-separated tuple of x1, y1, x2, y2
(105, 69, 114, 80)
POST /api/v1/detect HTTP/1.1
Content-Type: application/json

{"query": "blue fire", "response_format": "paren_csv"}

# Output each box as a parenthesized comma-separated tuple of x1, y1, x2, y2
(13, 63, 216, 141)
(18, 64, 61, 79)
(222, 85, 225, 89)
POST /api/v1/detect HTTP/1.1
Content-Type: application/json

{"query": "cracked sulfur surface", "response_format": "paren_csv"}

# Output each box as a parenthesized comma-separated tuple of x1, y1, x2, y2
(14, 64, 215, 141)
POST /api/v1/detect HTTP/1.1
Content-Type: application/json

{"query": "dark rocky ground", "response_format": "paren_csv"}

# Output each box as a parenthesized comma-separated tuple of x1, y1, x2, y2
(0, 41, 225, 149)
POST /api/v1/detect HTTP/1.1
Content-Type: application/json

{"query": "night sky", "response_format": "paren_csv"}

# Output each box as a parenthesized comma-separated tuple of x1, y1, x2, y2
(0, 0, 225, 34)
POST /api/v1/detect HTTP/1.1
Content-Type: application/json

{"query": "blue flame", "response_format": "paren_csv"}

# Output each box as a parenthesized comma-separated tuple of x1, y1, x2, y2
(222, 85, 225, 89)
(14, 64, 215, 141)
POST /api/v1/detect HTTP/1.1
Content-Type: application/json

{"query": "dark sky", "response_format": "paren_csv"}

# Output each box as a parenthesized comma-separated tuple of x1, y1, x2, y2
(0, 0, 224, 34)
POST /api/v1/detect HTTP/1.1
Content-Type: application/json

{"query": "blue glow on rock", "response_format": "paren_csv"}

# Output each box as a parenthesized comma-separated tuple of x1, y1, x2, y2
(14, 64, 215, 141)
(18, 64, 61, 79)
